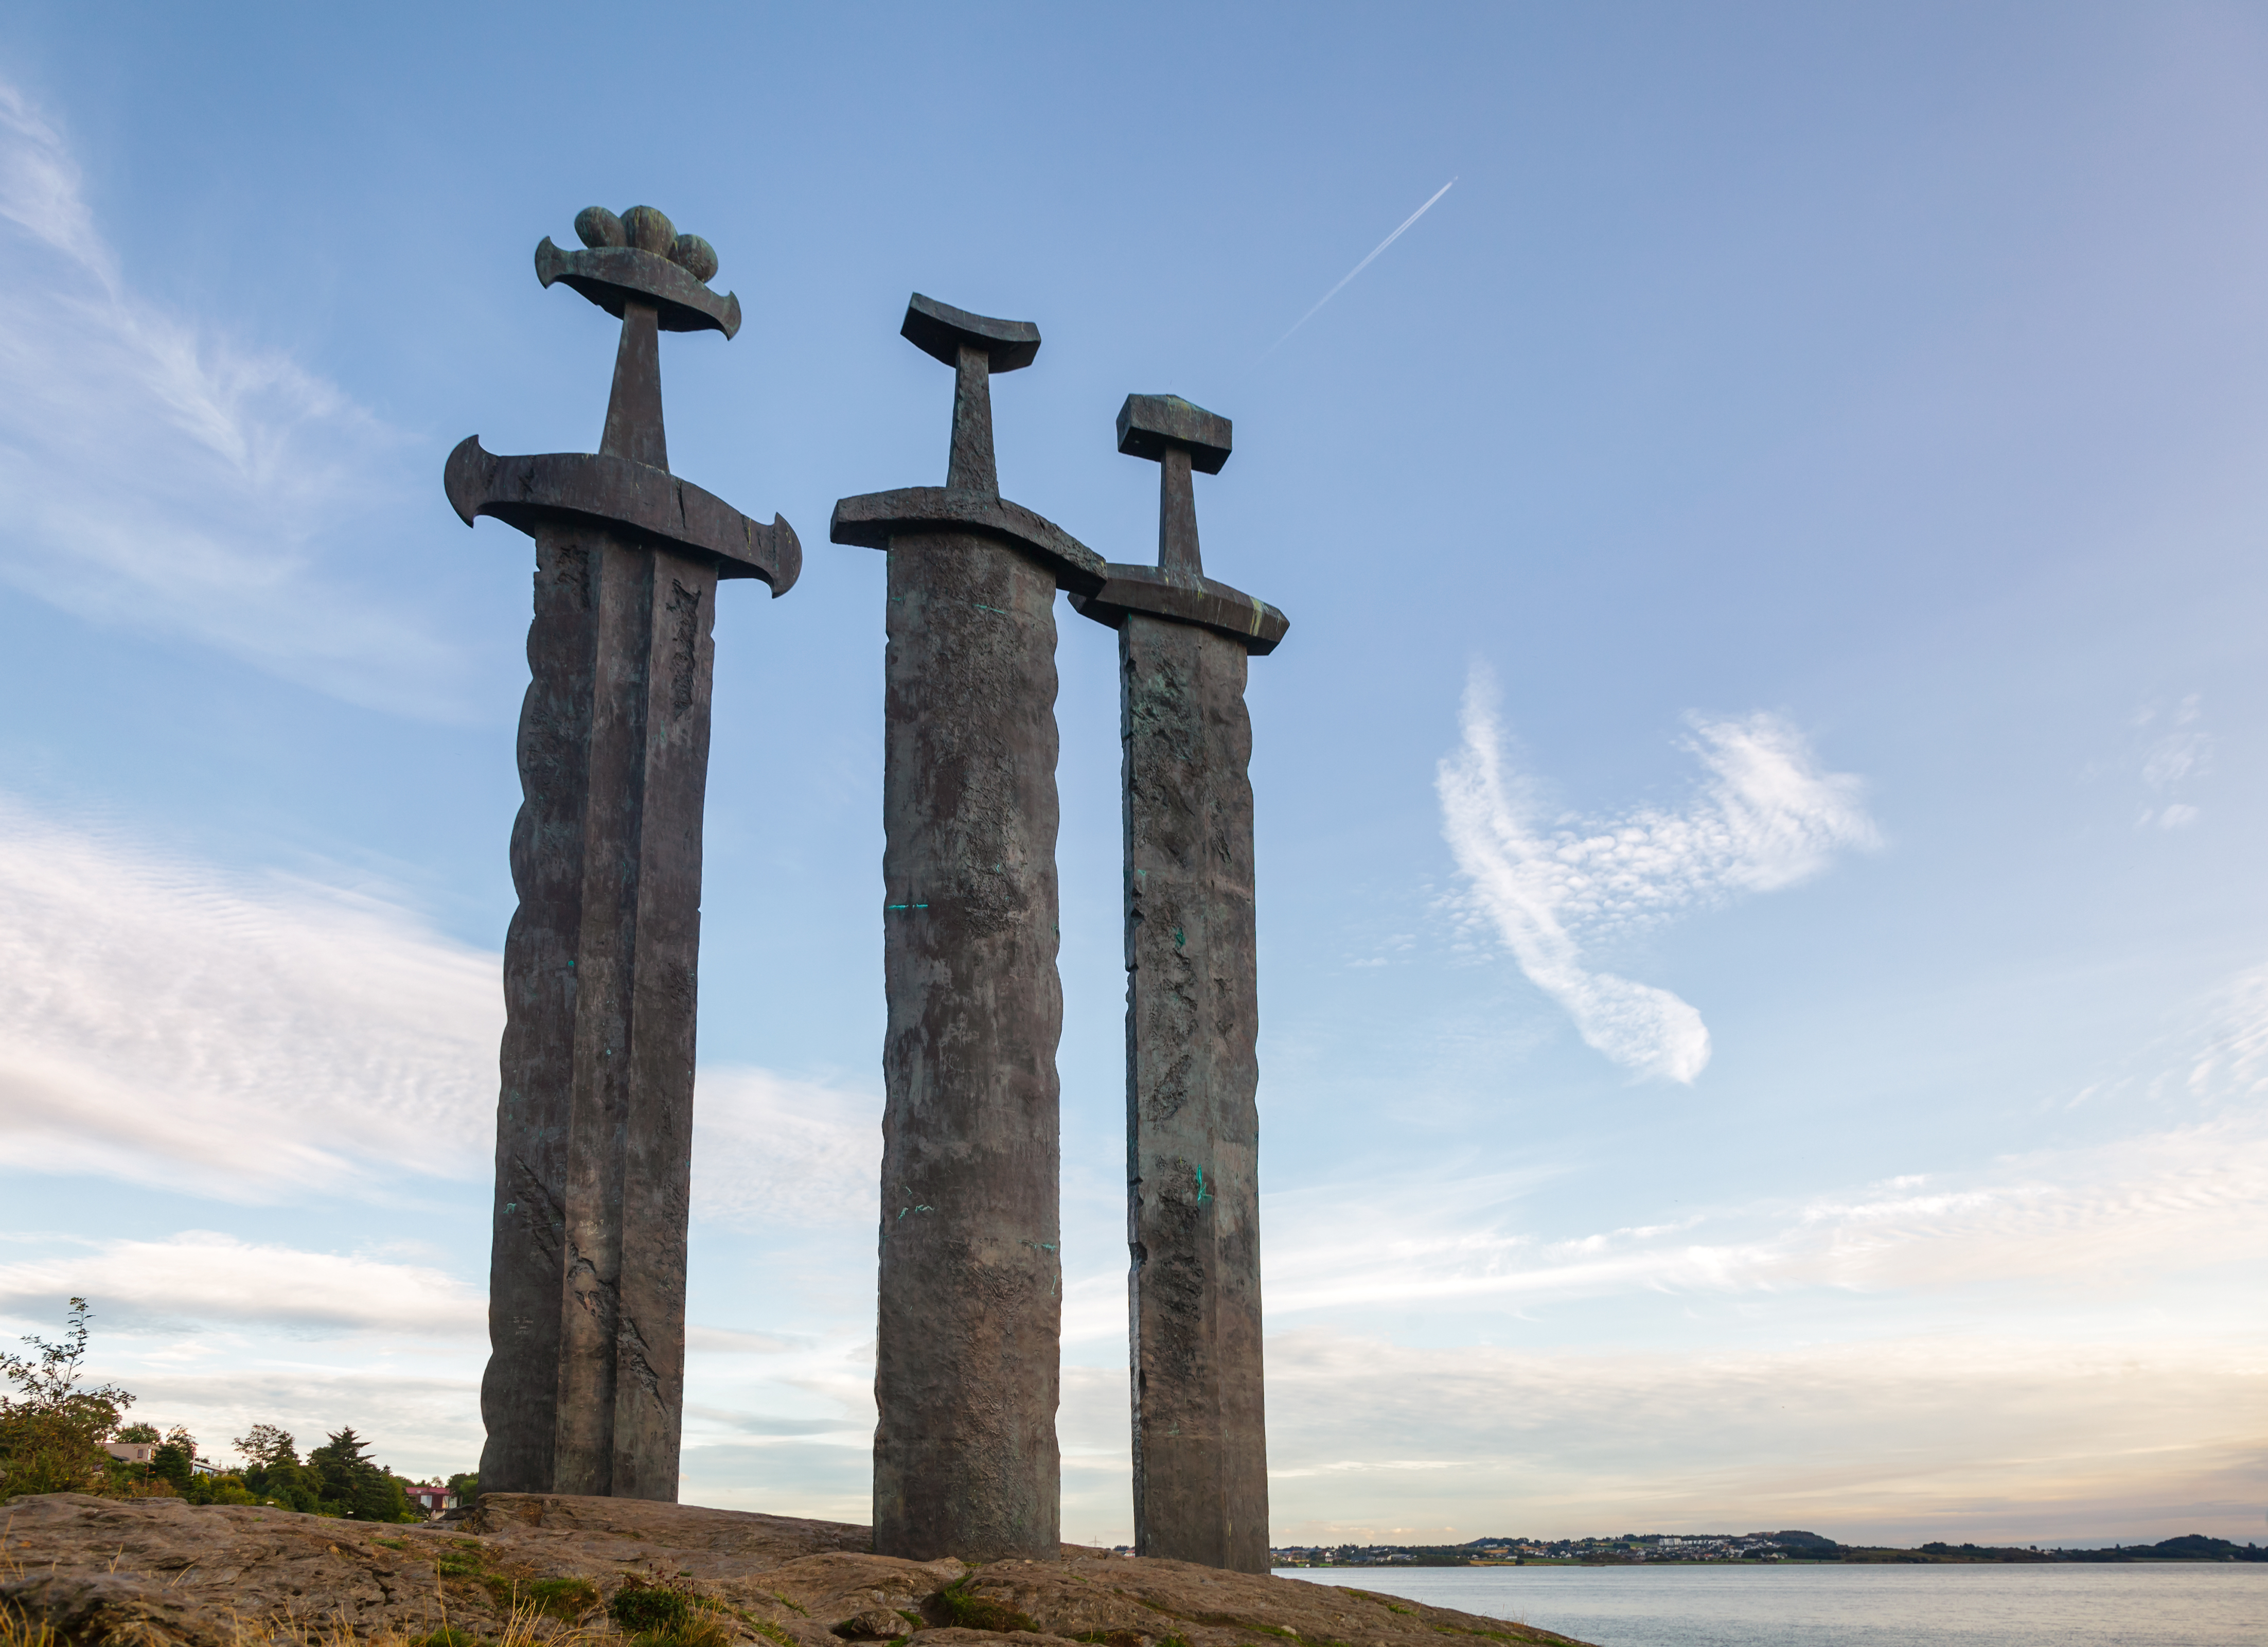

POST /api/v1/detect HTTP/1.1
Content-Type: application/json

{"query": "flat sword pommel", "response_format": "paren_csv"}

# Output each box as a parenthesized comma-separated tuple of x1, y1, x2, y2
(901, 293, 1040, 372)
(1117, 394, 1231, 474)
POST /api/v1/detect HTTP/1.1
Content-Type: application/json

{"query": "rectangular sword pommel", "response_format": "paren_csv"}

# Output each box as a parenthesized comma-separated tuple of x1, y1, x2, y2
(1117, 394, 1232, 474)
(901, 293, 1041, 373)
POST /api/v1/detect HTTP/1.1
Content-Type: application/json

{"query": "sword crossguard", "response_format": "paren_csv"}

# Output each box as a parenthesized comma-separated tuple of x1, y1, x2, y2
(1070, 393, 1288, 654)
(447, 205, 798, 596)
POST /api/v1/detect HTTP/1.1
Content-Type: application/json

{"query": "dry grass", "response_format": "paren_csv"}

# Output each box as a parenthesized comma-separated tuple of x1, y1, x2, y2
(0, 1507, 775, 1647)
(223, 1596, 625, 1646)
(0, 1603, 62, 1647)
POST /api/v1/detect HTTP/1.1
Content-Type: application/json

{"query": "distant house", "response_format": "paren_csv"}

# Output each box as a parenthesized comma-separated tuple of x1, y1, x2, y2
(104, 1442, 224, 1475)
(404, 1484, 458, 1515)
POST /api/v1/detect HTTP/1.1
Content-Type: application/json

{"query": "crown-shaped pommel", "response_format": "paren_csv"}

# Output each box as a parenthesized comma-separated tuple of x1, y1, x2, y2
(1118, 394, 1232, 474)
(535, 204, 741, 339)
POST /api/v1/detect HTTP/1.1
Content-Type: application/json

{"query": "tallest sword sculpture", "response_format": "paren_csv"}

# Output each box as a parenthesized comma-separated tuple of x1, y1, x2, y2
(447, 204, 799, 1500)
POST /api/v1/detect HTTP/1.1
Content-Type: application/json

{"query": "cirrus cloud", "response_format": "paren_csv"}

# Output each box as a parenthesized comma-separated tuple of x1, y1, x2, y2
(0, 80, 464, 717)
(1437, 666, 1877, 1081)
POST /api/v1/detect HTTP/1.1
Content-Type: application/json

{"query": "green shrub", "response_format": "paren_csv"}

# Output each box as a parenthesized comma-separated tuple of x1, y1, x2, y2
(611, 1583, 692, 1632)
(524, 1577, 600, 1620)
(936, 1578, 1039, 1635)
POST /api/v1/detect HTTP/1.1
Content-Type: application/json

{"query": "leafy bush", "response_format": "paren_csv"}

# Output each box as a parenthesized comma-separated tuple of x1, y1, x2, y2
(0, 1300, 134, 1499)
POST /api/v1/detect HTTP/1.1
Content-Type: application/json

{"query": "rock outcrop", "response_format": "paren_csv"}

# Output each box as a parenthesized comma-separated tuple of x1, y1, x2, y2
(0, 1492, 1591, 1647)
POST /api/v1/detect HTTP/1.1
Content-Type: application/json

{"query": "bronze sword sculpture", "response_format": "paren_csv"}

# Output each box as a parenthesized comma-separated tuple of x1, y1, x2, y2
(1072, 395, 1287, 1571)
(831, 295, 1107, 1561)
(447, 204, 798, 1500)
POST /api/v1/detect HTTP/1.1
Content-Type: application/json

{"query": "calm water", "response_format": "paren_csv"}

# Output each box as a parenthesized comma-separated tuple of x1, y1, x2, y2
(1275, 1562, 2265, 1647)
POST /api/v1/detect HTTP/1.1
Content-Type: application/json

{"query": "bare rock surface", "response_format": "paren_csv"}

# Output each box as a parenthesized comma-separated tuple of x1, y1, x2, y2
(0, 1492, 1590, 1646)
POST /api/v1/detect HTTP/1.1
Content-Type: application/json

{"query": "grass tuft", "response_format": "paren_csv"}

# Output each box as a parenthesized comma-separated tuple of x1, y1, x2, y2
(630, 1617, 732, 1647)
(0, 1605, 60, 1647)
(610, 1583, 692, 1633)
(522, 1578, 600, 1621)
(935, 1575, 1039, 1635)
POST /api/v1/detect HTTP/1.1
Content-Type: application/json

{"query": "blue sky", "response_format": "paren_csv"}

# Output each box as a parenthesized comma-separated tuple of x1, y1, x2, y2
(0, 2, 2261, 1548)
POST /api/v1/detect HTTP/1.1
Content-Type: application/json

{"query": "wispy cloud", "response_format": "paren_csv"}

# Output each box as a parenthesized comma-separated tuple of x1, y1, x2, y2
(1270, 178, 1457, 352)
(2134, 694, 2211, 830)
(691, 1069, 879, 1232)
(0, 82, 462, 715)
(0, 794, 500, 1197)
(1437, 665, 1877, 1081)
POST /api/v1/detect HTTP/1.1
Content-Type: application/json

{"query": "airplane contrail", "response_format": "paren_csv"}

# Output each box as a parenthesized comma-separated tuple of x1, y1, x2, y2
(1268, 176, 1458, 353)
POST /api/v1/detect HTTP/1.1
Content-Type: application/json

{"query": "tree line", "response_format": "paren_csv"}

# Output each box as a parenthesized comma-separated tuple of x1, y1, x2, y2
(1, 1298, 465, 1522)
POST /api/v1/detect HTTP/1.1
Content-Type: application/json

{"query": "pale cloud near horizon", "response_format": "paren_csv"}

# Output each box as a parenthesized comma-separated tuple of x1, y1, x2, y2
(1254, 1112, 2267, 1323)
(0, 1231, 485, 1337)
(1262, 1325, 2264, 1545)
(0, 82, 464, 717)
(1438, 666, 1878, 1081)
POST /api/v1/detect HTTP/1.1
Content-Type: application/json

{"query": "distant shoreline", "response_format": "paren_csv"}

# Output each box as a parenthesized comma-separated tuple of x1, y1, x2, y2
(1267, 1532, 2265, 1568)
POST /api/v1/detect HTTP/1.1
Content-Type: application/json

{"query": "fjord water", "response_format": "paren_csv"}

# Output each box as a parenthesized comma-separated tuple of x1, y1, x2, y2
(1278, 1563, 2264, 1646)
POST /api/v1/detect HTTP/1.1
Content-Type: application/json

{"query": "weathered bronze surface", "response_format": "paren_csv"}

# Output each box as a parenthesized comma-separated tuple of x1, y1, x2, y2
(1072, 394, 1284, 1572)
(829, 296, 1098, 1563)
(453, 207, 794, 1503)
